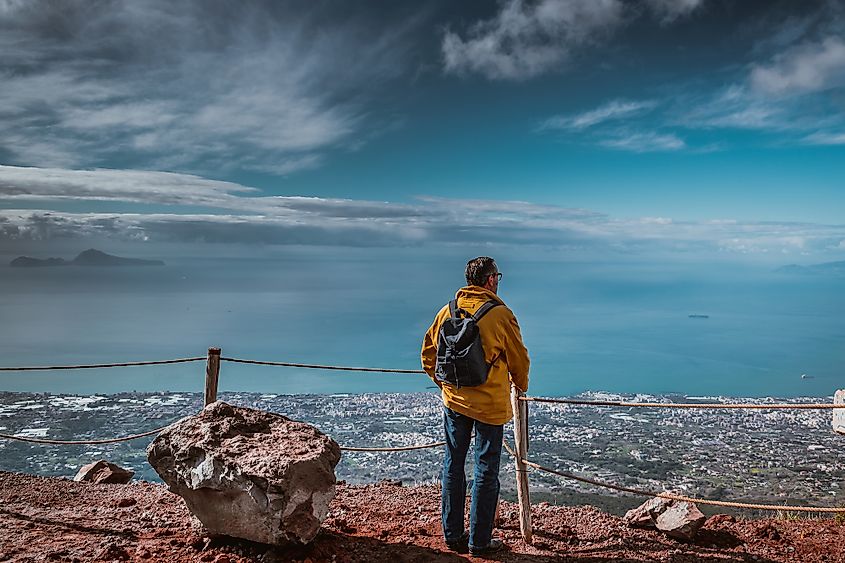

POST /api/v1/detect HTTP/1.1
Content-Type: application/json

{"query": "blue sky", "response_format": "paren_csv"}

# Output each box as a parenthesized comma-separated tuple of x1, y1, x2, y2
(1, 0, 844, 262)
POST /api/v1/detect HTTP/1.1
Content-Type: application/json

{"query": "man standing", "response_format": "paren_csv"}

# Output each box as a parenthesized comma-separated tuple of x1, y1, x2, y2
(421, 256, 530, 556)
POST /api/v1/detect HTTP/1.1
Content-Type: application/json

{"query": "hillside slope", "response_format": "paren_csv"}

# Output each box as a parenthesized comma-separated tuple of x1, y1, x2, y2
(0, 471, 842, 562)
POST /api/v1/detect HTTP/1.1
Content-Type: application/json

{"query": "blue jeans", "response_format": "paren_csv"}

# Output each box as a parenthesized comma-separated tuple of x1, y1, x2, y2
(441, 406, 503, 548)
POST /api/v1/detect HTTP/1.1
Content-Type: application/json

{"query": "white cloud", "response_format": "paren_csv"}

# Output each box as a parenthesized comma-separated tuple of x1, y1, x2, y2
(0, 1, 418, 174)
(3, 165, 843, 257)
(750, 36, 845, 96)
(442, 0, 626, 80)
(0, 165, 256, 207)
(803, 131, 845, 145)
(676, 86, 789, 131)
(645, 0, 704, 24)
(540, 100, 657, 131)
(599, 131, 685, 152)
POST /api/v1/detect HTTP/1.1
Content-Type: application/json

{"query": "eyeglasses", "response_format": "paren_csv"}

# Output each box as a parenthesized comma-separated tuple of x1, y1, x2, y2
(489, 272, 503, 281)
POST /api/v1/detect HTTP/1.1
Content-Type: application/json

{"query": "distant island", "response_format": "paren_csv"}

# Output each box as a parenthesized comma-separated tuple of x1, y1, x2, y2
(9, 249, 165, 268)
(776, 260, 845, 276)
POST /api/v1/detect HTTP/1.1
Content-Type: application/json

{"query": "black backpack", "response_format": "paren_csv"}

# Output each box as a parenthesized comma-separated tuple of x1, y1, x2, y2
(434, 299, 501, 388)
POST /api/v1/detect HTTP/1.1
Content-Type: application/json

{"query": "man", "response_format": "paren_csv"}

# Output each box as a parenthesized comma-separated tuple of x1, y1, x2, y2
(421, 256, 530, 556)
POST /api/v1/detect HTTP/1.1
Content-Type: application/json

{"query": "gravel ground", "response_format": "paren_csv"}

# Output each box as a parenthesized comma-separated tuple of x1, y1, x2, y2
(1, 471, 844, 562)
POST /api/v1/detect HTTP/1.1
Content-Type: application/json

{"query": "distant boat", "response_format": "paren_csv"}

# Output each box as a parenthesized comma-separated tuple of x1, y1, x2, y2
(688, 314, 709, 319)
(801, 374, 814, 379)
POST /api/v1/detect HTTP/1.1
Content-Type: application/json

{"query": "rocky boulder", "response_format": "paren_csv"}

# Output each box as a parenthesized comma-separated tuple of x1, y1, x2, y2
(73, 460, 134, 484)
(624, 496, 706, 541)
(147, 401, 340, 546)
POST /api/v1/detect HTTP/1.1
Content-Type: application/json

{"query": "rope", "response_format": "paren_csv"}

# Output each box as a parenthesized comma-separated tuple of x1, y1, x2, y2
(221, 357, 425, 374)
(521, 397, 845, 409)
(0, 423, 175, 445)
(340, 441, 445, 452)
(0, 357, 205, 372)
(502, 441, 845, 513)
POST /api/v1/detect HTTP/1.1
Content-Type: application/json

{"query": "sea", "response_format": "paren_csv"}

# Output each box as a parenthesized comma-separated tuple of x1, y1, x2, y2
(1, 248, 844, 399)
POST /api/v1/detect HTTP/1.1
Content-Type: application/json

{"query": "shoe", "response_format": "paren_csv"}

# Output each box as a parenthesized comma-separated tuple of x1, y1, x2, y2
(445, 531, 469, 553)
(469, 538, 505, 557)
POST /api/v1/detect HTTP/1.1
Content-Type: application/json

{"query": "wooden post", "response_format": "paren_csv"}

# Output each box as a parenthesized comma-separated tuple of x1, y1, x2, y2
(204, 347, 221, 406)
(511, 386, 533, 544)
(833, 390, 845, 435)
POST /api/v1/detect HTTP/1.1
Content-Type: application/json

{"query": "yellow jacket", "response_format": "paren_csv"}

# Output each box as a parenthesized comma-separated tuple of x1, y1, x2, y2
(421, 286, 530, 425)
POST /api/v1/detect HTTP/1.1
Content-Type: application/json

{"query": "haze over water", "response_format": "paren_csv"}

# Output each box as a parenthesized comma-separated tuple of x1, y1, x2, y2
(2, 250, 842, 399)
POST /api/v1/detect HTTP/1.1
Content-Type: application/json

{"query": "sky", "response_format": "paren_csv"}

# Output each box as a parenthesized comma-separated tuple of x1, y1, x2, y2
(1, 0, 844, 263)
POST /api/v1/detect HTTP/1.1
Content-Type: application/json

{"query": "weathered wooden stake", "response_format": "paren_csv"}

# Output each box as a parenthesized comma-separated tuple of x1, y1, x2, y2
(511, 386, 533, 544)
(833, 390, 845, 435)
(204, 347, 221, 406)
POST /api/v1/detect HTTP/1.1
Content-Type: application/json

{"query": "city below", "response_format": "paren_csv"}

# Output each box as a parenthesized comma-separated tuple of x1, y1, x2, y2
(2, 390, 843, 515)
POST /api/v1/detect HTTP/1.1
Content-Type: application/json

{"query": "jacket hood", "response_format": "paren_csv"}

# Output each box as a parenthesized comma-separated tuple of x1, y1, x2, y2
(455, 285, 505, 306)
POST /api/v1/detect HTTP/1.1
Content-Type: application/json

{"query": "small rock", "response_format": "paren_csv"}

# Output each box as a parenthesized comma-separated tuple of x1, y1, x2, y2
(625, 497, 706, 540)
(655, 502, 706, 541)
(624, 497, 672, 529)
(115, 498, 137, 508)
(73, 460, 134, 484)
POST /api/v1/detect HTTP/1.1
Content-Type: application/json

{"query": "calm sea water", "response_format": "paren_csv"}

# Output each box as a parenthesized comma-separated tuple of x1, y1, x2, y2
(1, 251, 843, 398)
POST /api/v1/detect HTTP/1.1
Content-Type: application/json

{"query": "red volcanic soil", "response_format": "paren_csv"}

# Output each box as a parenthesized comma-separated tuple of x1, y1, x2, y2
(1, 471, 843, 562)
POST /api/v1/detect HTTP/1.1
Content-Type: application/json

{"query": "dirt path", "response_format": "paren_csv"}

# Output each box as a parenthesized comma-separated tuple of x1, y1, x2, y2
(1, 472, 843, 562)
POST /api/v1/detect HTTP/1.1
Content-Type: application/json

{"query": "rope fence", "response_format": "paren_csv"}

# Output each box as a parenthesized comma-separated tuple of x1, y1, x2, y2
(0, 357, 205, 372)
(0, 424, 178, 445)
(220, 356, 425, 374)
(501, 441, 845, 514)
(3, 348, 845, 540)
(340, 441, 445, 452)
(522, 397, 845, 409)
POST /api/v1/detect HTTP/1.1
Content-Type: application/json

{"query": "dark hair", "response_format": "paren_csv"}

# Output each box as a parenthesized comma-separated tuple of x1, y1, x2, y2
(465, 256, 497, 287)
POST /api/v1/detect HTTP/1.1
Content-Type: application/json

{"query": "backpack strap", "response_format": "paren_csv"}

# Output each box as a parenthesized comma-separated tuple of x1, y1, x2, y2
(448, 299, 459, 318)
(472, 300, 501, 322)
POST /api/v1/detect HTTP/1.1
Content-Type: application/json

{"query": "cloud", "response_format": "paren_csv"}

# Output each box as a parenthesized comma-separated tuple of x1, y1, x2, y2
(554, 6, 845, 149)
(676, 85, 790, 131)
(645, 0, 704, 24)
(750, 36, 845, 96)
(599, 131, 685, 152)
(442, 0, 626, 80)
(0, 165, 257, 207)
(3, 165, 843, 257)
(440, 0, 713, 81)
(803, 131, 845, 145)
(0, 1, 420, 174)
(539, 100, 657, 131)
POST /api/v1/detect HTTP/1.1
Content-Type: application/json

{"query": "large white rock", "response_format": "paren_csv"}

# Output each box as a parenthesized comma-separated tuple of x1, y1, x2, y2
(147, 401, 340, 545)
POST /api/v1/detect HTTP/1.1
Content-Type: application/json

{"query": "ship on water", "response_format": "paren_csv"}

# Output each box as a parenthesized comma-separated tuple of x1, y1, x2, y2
(688, 314, 709, 319)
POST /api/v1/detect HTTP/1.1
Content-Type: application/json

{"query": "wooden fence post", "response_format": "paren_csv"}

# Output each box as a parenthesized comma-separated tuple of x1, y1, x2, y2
(511, 386, 533, 544)
(205, 347, 221, 406)
(834, 390, 845, 435)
